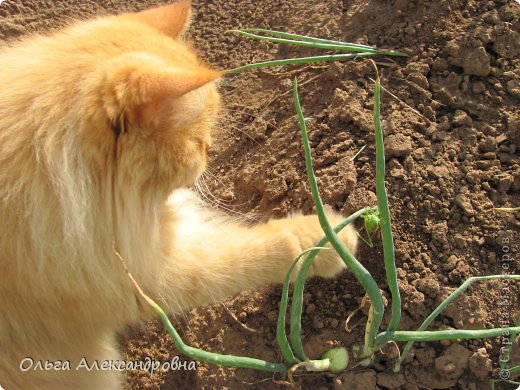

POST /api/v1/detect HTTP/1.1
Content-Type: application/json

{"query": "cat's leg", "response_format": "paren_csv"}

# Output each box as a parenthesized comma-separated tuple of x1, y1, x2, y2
(152, 190, 358, 312)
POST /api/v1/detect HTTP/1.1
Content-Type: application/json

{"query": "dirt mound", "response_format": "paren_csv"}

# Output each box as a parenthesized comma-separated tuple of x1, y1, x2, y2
(2, 0, 519, 388)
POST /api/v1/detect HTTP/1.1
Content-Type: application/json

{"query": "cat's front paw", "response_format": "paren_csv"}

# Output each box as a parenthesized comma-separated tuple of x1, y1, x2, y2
(287, 212, 358, 279)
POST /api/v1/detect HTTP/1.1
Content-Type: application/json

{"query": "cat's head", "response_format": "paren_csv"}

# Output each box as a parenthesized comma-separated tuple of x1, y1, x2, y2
(0, 2, 222, 266)
(72, 1, 222, 193)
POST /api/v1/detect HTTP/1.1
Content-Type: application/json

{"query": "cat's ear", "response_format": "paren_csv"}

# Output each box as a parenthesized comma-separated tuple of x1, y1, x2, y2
(123, 1, 192, 39)
(102, 52, 221, 124)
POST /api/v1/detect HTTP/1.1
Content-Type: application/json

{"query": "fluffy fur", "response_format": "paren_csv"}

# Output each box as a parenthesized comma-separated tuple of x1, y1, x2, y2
(0, 2, 357, 389)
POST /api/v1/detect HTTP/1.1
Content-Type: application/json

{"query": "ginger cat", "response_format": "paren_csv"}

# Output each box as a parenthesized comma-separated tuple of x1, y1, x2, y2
(0, 2, 357, 389)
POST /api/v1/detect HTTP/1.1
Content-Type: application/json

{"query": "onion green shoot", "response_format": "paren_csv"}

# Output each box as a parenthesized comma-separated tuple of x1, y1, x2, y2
(392, 275, 520, 371)
(114, 246, 289, 372)
(282, 207, 373, 363)
(231, 30, 519, 382)
(229, 29, 405, 55)
(293, 78, 384, 359)
(116, 29, 519, 385)
(500, 318, 519, 372)
(232, 29, 379, 50)
(371, 69, 401, 337)
(228, 53, 379, 73)
(227, 29, 406, 73)
(276, 246, 324, 364)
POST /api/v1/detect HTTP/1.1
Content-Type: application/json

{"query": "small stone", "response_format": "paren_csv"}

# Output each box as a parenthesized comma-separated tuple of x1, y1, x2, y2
(454, 235, 467, 249)
(432, 57, 449, 71)
(493, 23, 520, 59)
(463, 46, 491, 76)
(466, 170, 480, 184)
(453, 110, 473, 127)
(385, 134, 413, 158)
(303, 292, 312, 303)
(267, 310, 278, 321)
(443, 255, 460, 271)
(497, 174, 513, 192)
(407, 72, 429, 89)
(403, 155, 414, 171)
(413, 277, 440, 298)
(434, 130, 449, 141)
(430, 222, 448, 244)
(487, 252, 497, 263)
(475, 159, 500, 169)
(335, 371, 377, 390)
(493, 82, 503, 91)
(491, 95, 503, 104)
(455, 194, 475, 216)
(415, 346, 437, 366)
(498, 152, 514, 164)
(220, 189, 235, 202)
(377, 372, 407, 389)
(394, 0, 409, 11)
(344, 188, 377, 215)
(434, 344, 471, 380)
(484, 9, 499, 24)
(478, 136, 497, 152)
(390, 167, 406, 179)
(312, 317, 324, 329)
(306, 303, 316, 314)
(469, 348, 492, 380)
(496, 230, 513, 246)
(440, 339, 452, 347)
(472, 81, 486, 94)
(506, 79, 520, 98)
(428, 165, 450, 178)
(446, 43, 491, 76)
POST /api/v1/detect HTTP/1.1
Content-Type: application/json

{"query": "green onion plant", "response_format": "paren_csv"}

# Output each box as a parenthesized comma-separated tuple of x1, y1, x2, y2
(118, 29, 519, 386)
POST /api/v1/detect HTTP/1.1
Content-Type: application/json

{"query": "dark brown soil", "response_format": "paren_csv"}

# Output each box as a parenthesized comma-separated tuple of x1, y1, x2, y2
(2, 0, 519, 389)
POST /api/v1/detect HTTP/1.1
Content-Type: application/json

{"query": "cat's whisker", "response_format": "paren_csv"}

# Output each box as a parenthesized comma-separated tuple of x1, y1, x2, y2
(196, 174, 235, 208)
(219, 116, 262, 130)
(215, 121, 266, 149)
(219, 113, 254, 124)
(193, 177, 232, 210)
(195, 174, 259, 222)
(220, 107, 257, 117)
(202, 167, 229, 189)
(199, 173, 236, 206)
(200, 169, 252, 210)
